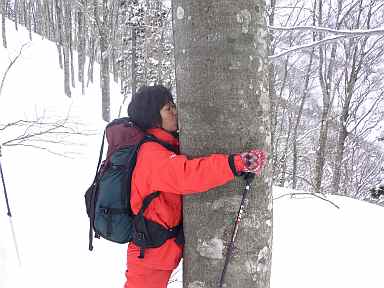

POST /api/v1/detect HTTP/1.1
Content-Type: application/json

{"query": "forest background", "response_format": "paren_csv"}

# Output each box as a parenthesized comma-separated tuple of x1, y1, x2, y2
(2, 0, 384, 201)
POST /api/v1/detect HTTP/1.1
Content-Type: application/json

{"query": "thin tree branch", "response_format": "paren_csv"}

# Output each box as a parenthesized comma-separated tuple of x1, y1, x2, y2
(274, 192, 340, 209)
(0, 43, 29, 97)
(3, 143, 79, 158)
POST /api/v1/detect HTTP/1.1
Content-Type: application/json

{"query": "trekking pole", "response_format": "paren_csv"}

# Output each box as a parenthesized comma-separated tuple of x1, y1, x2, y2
(219, 172, 255, 288)
(0, 146, 22, 265)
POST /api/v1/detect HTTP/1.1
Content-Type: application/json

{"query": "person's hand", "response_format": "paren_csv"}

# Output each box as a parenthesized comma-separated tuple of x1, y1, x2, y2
(239, 149, 267, 175)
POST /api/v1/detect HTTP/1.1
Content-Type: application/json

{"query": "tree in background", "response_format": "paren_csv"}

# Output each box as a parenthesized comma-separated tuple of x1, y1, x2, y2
(269, 0, 384, 199)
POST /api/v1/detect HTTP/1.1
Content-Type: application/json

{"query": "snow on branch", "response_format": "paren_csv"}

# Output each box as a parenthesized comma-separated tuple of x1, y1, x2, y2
(268, 25, 384, 60)
(269, 35, 345, 60)
(268, 25, 384, 36)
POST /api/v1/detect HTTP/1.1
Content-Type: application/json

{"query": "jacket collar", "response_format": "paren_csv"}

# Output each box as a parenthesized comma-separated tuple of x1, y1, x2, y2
(146, 128, 179, 148)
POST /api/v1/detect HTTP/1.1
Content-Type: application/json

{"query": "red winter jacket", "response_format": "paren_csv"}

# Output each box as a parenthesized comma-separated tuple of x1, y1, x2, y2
(127, 128, 236, 270)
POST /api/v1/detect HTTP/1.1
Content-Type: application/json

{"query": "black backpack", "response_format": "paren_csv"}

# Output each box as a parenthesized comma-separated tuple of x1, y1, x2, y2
(85, 118, 183, 257)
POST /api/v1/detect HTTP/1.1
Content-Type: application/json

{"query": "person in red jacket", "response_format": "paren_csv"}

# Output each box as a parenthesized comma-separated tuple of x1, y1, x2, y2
(124, 85, 267, 288)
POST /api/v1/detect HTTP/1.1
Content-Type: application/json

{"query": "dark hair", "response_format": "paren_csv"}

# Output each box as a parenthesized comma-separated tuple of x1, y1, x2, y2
(127, 85, 174, 130)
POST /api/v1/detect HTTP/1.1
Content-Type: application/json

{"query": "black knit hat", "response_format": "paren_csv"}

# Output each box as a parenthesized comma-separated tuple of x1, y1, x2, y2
(127, 85, 174, 130)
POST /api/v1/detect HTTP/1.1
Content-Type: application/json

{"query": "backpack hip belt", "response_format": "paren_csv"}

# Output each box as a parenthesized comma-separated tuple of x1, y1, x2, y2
(132, 191, 184, 258)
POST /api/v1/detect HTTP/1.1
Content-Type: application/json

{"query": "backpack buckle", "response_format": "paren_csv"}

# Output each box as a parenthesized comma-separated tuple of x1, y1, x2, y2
(101, 208, 110, 214)
(135, 232, 146, 240)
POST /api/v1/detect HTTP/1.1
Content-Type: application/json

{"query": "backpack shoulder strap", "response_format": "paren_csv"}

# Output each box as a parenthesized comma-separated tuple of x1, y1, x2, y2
(93, 129, 106, 181)
(87, 129, 106, 251)
(138, 192, 160, 215)
(140, 134, 178, 154)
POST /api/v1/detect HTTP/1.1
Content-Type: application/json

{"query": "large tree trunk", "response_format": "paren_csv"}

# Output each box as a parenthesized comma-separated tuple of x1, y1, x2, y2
(173, 1, 272, 287)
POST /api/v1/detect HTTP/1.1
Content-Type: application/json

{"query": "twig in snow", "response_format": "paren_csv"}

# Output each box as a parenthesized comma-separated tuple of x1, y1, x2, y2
(273, 192, 340, 209)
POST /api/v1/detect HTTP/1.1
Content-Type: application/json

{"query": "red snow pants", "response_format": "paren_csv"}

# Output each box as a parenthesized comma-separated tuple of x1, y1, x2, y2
(124, 261, 173, 288)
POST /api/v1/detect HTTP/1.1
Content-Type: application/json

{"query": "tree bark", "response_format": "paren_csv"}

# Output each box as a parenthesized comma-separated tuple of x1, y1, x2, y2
(173, 1, 272, 287)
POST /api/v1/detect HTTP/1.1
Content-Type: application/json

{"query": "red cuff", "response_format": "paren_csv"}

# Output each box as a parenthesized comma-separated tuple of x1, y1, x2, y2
(234, 154, 245, 173)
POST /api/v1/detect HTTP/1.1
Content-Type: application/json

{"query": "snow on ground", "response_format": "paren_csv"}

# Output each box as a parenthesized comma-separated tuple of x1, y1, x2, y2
(272, 188, 384, 288)
(1, 20, 384, 288)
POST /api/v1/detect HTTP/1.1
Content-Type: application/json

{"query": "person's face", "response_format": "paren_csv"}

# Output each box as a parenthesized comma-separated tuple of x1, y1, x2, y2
(160, 101, 178, 132)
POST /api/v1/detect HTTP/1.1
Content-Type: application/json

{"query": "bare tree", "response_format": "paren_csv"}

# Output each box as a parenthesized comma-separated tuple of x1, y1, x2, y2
(312, 0, 338, 193)
(1, 0, 7, 48)
(91, 0, 112, 121)
(0, 115, 93, 157)
(76, 0, 86, 95)
(332, 1, 369, 194)
(62, 0, 72, 97)
(291, 1, 316, 189)
(13, 0, 18, 30)
(0, 43, 28, 97)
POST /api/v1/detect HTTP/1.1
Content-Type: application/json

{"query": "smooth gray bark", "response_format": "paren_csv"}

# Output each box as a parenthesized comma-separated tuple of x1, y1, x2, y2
(173, 1, 272, 287)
